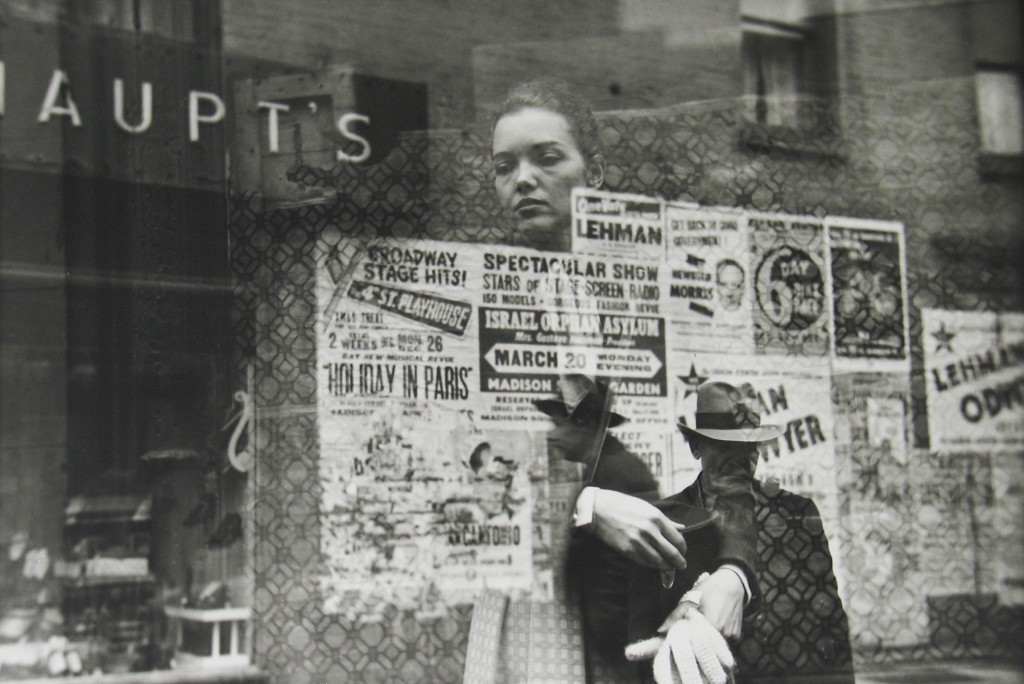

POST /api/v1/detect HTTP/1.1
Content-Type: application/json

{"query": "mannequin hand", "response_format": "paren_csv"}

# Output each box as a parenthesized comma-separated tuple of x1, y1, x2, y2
(590, 489, 687, 570)
(628, 611, 735, 684)
(694, 568, 745, 638)
(657, 568, 745, 638)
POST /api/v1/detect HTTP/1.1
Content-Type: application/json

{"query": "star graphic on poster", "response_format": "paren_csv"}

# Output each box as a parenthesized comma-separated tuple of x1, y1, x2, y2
(931, 323, 955, 353)
(678, 364, 707, 398)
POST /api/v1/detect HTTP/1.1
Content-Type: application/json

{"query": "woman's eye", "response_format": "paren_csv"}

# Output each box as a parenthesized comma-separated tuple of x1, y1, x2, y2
(494, 161, 512, 176)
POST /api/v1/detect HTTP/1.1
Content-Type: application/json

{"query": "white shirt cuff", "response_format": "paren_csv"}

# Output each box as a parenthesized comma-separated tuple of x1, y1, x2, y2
(573, 486, 599, 528)
(718, 563, 751, 604)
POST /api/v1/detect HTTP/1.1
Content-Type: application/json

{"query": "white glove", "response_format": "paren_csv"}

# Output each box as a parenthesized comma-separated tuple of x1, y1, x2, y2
(625, 605, 736, 684)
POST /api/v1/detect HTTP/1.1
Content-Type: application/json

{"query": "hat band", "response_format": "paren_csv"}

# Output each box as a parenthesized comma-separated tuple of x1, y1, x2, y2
(694, 410, 761, 430)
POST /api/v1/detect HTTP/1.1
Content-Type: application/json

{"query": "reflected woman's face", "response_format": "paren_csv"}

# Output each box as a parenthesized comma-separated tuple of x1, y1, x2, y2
(492, 106, 591, 251)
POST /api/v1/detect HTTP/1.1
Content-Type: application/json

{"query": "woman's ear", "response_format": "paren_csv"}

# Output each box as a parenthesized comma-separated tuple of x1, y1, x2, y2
(586, 155, 606, 188)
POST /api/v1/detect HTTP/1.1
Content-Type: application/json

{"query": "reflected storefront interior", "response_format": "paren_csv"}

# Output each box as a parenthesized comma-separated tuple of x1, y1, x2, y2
(0, 0, 1022, 682)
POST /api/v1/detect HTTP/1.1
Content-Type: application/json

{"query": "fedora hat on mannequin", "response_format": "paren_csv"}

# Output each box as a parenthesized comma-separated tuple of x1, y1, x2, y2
(677, 380, 783, 443)
(532, 374, 627, 428)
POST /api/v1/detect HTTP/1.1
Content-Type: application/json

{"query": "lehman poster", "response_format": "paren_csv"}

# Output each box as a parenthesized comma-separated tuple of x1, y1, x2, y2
(923, 308, 1024, 452)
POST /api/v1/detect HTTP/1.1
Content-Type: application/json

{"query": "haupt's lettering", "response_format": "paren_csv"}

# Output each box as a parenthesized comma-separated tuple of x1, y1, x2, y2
(257, 100, 290, 152)
(37, 70, 81, 126)
(188, 90, 225, 142)
(0, 61, 371, 158)
(113, 79, 152, 133)
(336, 112, 371, 163)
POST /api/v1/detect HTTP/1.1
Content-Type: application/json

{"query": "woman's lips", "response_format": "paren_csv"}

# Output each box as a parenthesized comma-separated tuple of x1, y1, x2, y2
(515, 198, 549, 215)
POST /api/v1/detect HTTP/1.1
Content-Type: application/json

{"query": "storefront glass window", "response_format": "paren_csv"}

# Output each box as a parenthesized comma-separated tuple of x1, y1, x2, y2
(1, 1, 1021, 682)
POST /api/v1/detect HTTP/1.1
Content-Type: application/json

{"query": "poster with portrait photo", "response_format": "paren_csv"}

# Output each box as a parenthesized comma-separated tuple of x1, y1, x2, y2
(748, 213, 830, 356)
(827, 217, 909, 371)
(664, 203, 754, 354)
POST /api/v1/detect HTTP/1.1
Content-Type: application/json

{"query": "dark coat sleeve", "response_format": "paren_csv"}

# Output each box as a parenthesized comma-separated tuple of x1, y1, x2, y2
(567, 439, 661, 681)
(702, 473, 762, 614)
(568, 440, 658, 645)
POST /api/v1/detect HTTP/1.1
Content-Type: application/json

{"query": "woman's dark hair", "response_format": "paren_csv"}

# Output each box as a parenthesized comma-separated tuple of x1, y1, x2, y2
(494, 79, 602, 160)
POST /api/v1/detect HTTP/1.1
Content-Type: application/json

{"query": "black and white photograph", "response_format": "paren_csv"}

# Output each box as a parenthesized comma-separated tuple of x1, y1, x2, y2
(0, 1, 1021, 683)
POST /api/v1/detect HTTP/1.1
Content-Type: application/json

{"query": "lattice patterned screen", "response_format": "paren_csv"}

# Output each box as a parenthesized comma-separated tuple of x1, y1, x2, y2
(229, 82, 1022, 682)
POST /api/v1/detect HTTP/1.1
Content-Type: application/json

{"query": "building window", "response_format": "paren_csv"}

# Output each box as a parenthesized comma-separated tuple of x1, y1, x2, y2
(742, 20, 808, 128)
(976, 67, 1024, 156)
(65, 0, 200, 42)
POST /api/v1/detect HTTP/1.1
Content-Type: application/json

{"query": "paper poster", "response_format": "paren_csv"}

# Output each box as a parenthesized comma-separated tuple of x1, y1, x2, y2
(615, 427, 676, 497)
(476, 246, 669, 410)
(316, 237, 683, 609)
(317, 239, 548, 610)
(668, 353, 840, 528)
(318, 415, 542, 613)
(866, 396, 908, 464)
(830, 371, 913, 514)
(923, 308, 1024, 452)
(827, 217, 909, 369)
(570, 187, 666, 261)
(991, 453, 1024, 605)
(664, 204, 754, 354)
(747, 213, 830, 356)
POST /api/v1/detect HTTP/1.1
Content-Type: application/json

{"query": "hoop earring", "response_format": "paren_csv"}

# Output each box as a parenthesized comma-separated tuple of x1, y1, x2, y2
(587, 155, 606, 188)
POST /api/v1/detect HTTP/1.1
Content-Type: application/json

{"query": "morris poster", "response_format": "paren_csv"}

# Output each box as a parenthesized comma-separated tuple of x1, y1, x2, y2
(664, 203, 754, 354)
